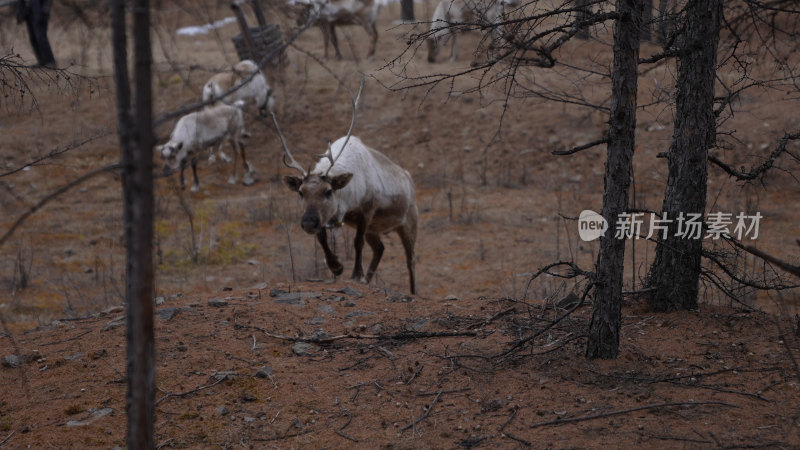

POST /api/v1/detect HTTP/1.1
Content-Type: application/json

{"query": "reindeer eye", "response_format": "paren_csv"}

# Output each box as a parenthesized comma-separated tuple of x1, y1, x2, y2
(325, 189, 333, 198)
(298, 191, 304, 198)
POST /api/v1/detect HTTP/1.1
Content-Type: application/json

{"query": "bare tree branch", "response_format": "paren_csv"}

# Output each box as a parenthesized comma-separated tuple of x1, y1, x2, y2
(0, 164, 121, 249)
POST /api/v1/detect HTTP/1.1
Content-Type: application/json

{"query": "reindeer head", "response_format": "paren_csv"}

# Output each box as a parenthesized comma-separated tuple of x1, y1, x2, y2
(272, 78, 365, 234)
(157, 142, 189, 174)
(284, 172, 353, 233)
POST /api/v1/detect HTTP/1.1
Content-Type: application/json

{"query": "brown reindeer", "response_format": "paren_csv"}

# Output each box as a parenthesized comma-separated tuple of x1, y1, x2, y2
(271, 80, 418, 294)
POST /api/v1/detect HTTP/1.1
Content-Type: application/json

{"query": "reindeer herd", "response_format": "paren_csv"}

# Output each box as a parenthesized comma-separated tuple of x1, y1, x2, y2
(156, 0, 518, 294)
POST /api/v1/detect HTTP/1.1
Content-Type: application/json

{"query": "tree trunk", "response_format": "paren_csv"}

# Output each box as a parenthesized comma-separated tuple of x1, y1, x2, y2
(640, 0, 652, 42)
(401, 0, 414, 22)
(586, 0, 642, 359)
(112, 0, 156, 447)
(646, 0, 721, 312)
(574, 0, 593, 40)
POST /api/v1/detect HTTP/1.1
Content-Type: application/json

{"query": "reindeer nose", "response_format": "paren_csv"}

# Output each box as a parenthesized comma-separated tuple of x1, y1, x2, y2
(301, 215, 320, 233)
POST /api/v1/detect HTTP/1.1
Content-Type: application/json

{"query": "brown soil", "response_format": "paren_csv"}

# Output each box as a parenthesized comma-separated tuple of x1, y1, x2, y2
(1, 1, 800, 448)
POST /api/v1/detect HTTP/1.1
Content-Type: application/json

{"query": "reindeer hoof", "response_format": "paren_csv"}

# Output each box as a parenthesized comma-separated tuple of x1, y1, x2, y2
(330, 263, 344, 276)
(242, 175, 256, 186)
(227, 176, 237, 185)
(221, 154, 233, 164)
(190, 184, 200, 193)
(208, 154, 217, 164)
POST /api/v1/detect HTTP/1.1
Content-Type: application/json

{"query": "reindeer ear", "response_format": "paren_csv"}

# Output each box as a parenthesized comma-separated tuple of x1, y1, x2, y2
(330, 173, 353, 191)
(283, 175, 303, 192)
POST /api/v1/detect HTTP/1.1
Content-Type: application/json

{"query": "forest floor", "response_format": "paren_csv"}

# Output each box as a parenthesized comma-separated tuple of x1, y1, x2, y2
(1, 0, 800, 448)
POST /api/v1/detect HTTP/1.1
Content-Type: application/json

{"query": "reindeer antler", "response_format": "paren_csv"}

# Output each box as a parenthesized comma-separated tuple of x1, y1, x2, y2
(324, 77, 366, 177)
(271, 111, 307, 176)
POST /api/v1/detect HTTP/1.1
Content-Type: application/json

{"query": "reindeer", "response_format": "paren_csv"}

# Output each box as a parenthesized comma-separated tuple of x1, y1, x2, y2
(271, 81, 418, 294)
(290, 0, 383, 60)
(427, 0, 519, 63)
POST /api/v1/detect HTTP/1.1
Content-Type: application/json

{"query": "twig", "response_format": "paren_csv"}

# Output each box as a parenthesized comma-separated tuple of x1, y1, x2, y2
(647, 434, 712, 444)
(499, 407, 517, 432)
(238, 322, 477, 343)
(405, 364, 423, 385)
(0, 164, 121, 249)
(0, 131, 112, 178)
(552, 137, 610, 156)
(39, 330, 93, 346)
(530, 401, 737, 428)
(334, 429, 359, 442)
(743, 245, 800, 279)
(252, 429, 314, 442)
(502, 432, 532, 446)
(155, 376, 225, 406)
(0, 431, 14, 447)
(667, 381, 769, 402)
(478, 307, 516, 327)
(400, 390, 442, 432)
(415, 387, 469, 396)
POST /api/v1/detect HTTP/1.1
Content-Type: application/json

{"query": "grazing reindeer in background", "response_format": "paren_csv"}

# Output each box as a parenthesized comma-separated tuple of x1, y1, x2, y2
(272, 80, 418, 294)
(158, 101, 253, 191)
(289, 0, 383, 60)
(427, 0, 519, 63)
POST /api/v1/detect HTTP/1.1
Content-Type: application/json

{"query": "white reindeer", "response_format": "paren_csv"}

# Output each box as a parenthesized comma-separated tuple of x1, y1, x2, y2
(272, 80, 418, 294)
(427, 0, 519, 63)
(290, 0, 383, 60)
(157, 101, 254, 191)
(202, 59, 275, 117)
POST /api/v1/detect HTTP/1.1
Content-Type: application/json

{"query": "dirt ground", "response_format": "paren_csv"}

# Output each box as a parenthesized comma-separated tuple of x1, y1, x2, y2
(1, 0, 800, 448)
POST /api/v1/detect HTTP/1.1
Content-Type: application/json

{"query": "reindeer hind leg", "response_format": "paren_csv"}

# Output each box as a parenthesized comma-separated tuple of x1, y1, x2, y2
(364, 232, 384, 283)
(396, 206, 418, 295)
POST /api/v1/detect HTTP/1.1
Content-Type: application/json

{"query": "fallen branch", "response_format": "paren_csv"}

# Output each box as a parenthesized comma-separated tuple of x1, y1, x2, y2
(334, 429, 359, 442)
(415, 387, 469, 396)
(155, 376, 225, 406)
(502, 432, 532, 446)
(252, 429, 314, 442)
(530, 401, 737, 428)
(400, 390, 442, 432)
(238, 322, 477, 343)
(40, 329, 93, 346)
(0, 431, 14, 447)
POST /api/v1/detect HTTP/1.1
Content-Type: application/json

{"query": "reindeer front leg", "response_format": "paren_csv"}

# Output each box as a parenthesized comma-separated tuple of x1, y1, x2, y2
(329, 24, 343, 60)
(189, 156, 200, 192)
(351, 218, 367, 281)
(316, 229, 344, 276)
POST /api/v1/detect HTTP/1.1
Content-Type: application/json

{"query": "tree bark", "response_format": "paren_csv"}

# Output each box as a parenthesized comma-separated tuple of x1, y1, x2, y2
(640, 0, 652, 42)
(401, 0, 414, 22)
(646, 0, 721, 312)
(112, 0, 156, 447)
(574, 0, 593, 40)
(586, 0, 642, 360)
